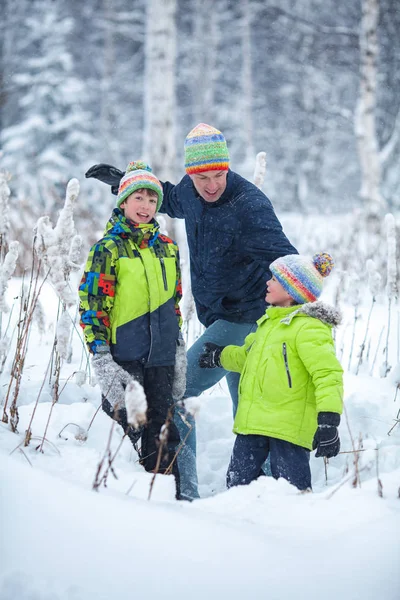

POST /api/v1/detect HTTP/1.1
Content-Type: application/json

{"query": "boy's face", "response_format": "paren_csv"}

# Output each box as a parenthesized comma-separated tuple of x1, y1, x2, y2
(120, 188, 157, 224)
(189, 170, 228, 202)
(265, 276, 294, 307)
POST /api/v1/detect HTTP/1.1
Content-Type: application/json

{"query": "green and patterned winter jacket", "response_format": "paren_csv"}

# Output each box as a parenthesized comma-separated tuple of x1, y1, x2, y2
(79, 209, 182, 366)
(221, 302, 343, 450)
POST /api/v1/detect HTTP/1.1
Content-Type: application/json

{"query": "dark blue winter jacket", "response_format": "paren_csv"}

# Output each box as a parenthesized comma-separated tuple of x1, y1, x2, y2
(160, 170, 297, 327)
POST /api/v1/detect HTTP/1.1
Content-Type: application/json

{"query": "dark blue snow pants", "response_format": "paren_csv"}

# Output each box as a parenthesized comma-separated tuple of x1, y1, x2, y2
(227, 434, 311, 491)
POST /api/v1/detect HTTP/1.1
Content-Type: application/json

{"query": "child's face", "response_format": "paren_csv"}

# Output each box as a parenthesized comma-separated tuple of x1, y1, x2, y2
(265, 276, 294, 307)
(120, 189, 157, 223)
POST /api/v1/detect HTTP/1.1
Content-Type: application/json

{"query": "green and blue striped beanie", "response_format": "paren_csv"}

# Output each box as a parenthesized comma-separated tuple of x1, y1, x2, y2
(184, 123, 230, 175)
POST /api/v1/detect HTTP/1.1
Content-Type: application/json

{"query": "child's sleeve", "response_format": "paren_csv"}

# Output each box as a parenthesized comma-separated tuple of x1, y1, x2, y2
(174, 246, 183, 330)
(78, 242, 116, 354)
(296, 321, 343, 414)
(220, 332, 257, 373)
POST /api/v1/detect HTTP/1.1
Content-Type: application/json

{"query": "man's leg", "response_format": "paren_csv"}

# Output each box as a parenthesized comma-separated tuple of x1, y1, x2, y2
(174, 320, 256, 500)
(269, 437, 312, 491)
(227, 434, 269, 488)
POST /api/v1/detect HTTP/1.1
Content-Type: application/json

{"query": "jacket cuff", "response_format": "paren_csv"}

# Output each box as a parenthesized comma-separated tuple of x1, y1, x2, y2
(317, 411, 340, 427)
(93, 344, 110, 355)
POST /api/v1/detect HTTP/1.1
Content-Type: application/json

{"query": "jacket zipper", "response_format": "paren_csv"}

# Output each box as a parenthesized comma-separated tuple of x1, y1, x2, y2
(159, 257, 168, 290)
(282, 342, 292, 388)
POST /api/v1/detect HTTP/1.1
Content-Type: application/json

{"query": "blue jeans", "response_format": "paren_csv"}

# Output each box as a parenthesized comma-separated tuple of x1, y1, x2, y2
(227, 434, 311, 491)
(173, 319, 257, 500)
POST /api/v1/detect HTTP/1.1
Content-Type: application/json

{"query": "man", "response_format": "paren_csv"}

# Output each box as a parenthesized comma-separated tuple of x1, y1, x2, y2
(86, 123, 297, 500)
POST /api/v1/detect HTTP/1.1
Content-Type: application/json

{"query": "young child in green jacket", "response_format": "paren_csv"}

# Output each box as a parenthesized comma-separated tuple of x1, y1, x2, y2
(199, 252, 343, 491)
(79, 161, 186, 498)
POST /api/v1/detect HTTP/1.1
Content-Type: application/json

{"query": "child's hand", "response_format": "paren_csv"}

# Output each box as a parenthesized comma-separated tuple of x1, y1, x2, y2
(92, 350, 134, 409)
(199, 343, 224, 369)
(313, 412, 341, 458)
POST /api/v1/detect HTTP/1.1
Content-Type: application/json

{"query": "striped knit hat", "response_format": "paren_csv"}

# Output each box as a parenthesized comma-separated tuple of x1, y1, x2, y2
(184, 123, 230, 175)
(270, 253, 334, 304)
(117, 161, 163, 211)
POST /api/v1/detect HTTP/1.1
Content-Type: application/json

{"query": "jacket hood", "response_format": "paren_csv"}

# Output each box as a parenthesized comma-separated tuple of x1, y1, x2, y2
(281, 301, 342, 327)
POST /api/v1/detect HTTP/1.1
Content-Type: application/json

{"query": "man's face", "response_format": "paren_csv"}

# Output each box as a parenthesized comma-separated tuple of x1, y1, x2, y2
(190, 170, 228, 203)
(120, 188, 157, 223)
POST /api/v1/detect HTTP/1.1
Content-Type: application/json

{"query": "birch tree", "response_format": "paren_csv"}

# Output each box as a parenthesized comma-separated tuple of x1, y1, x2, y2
(354, 0, 386, 218)
(240, 0, 255, 166)
(143, 0, 177, 181)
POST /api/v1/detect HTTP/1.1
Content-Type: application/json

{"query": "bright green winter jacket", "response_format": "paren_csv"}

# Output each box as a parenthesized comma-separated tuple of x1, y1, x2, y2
(79, 209, 181, 366)
(220, 302, 343, 450)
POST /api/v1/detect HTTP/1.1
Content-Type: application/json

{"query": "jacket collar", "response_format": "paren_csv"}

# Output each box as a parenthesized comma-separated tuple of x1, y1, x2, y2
(104, 208, 160, 247)
(257, 301, 342, 328)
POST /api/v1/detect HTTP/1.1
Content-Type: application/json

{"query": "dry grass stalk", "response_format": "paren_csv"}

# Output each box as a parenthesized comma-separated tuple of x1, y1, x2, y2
(148, 404, 194, 500)
(38, 346, 61, 453)
(369, 326, 385, 376)
(355, 297, 376, 374)
(92, 421, 125, 491)
(387, 408, 400, 436)
(24, 353, 52, 446)
(326, 463, 371, 500)
(148, 407, 173, 501)
(2, 254, 49, 430)
(375, 447, 383, 498)
(352, 433, 363, 488)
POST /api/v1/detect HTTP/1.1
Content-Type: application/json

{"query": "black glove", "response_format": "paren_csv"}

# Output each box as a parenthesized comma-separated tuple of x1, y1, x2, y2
(85, 163, 124, 195)
(312, 412, 341, 458)
(199, 342, 224, 369)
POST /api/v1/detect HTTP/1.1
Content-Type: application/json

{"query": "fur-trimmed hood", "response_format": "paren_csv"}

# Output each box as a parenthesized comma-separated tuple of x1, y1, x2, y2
(280, 301, 342, 327)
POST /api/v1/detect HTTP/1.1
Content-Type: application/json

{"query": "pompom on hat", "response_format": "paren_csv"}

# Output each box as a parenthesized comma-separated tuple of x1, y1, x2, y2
(270, 252, 334, 304)
(184, 123, 230, 175)
(116, 161, 163, 211)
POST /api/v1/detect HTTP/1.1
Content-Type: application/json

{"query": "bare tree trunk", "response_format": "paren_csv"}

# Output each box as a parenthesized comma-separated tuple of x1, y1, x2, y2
(192, 0, 219, 124)
(241, 0, 255, 164)
(99, 0, 116, 158)
(143, 0, 177, 181)
(354, 0, 386, 217)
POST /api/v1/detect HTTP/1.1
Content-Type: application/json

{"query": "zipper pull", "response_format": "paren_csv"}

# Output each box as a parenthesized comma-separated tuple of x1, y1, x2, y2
(160, 257, 168, 291)
(282, 342, 292, 388)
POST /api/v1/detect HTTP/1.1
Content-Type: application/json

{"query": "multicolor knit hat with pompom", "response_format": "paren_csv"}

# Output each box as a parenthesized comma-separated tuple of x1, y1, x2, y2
(116, 161, 163, 211)
(270, 252, 335, 304)
(184, 123, 230, 175)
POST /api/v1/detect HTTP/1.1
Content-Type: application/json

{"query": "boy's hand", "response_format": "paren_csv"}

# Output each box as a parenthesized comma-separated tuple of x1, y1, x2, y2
(199, 342, 224, 369)
(92, 350, 133, 409)
(172, 338, 187, 400)
(313, 412, 341, 458)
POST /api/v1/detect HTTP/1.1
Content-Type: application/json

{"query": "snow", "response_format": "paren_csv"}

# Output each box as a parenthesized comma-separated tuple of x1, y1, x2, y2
(1, 274, 400, 599)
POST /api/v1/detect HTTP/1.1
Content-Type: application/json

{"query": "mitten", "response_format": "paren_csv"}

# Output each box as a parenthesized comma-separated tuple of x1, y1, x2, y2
(199, 342, 224, 369)
(92, 350, 133, 409)
(85, 163, 124, 195)
(172, 338, 187, 400)
(312, 412, 341, 458)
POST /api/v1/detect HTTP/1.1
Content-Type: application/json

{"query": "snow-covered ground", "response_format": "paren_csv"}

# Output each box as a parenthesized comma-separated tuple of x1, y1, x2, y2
(1, 266, 400, 599)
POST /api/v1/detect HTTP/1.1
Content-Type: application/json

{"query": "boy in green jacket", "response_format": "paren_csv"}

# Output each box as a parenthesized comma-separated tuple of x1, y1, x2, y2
(199, 252, 343, 491)
(79, 161, 185, 498)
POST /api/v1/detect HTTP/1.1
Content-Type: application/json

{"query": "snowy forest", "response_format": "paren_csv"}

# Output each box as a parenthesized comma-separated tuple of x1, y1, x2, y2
(1, 1, 400, 599)
(1, 0, 400, 234)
